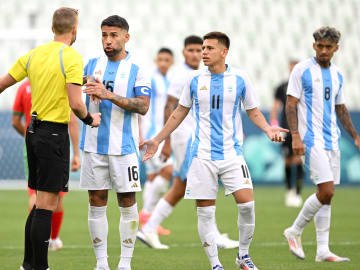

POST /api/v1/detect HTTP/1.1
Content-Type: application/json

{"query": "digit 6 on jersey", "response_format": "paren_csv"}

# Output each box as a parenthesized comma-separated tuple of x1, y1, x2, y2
(127, 166, 138, 181)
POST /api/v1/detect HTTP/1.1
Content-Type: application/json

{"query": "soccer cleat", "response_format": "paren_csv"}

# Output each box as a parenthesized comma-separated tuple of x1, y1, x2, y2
(139, 209, 151, 224)
(283, 227, 305, 259)
(216, 233, 238, 249)
(156, 225, 171, 235)
(315, 251, 350, 262)
(94, 266, 110, 270)
(212, 265, 224, 270)
(20, 266, 33, 270)
(137, 230, 169, 249)
(48, 237, 63, 251)
(236, 254, 258, 270)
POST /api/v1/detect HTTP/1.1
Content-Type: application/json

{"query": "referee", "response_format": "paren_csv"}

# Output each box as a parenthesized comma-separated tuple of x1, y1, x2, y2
(0, 7, 101, 270)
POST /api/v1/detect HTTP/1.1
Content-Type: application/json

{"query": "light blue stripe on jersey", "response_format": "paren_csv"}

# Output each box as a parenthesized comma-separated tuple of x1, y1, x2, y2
(97, 60, 121, 154)
(336, 72, 343, 146)
(321, 68, 333, 150)
(190, 76, 200, 157)
(177, 136, 193, 181)
(121, 63, 139, 155)
(210, 73, 224, 160)
(146, 78, 157, 139)
(80, 58, 99, 151)
(233, 76, 244, 155)
(302, 68, 314, 147)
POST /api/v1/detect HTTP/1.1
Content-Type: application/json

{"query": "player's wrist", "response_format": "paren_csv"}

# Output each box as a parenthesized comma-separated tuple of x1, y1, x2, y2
(81, 112, 93, 126)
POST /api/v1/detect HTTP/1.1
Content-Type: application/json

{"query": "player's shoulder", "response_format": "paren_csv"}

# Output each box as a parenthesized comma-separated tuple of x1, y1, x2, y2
(227, 66, 250, 79)
(330, 63, 343, 77)
(292, 58, 315, 75)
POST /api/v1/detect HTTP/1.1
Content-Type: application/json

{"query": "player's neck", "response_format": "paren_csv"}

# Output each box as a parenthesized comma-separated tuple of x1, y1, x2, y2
(208, 62, 226, 74)
(315, 57, 331, 68)
(54, 34, 73, 46)
(108, 50, 128, 62)
(185, 62, 199, 70)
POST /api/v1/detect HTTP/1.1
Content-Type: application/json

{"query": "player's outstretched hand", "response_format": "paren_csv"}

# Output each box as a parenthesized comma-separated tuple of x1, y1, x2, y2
(90, 112, 101, 127)
(354, 135, 360, 150)
(265, 126, 289, 142)
(141, 139, 160, 162)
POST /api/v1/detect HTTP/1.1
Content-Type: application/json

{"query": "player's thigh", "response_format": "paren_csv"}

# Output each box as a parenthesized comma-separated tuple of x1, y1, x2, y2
(219, 156, 253, 197)
(305, 146, 334, 184)
(184, 158, 219, 200)
(80, 151, 111, 190)
(172, 136, 192, 181)
(109, 153, 142, 193)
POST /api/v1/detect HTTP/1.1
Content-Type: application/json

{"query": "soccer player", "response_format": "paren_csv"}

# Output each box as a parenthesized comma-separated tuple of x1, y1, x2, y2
(80, 15, 151, 270)
(270, 60, 304, 207)
(142, 32, 287, 270)
(138, 35, 238, 250)
(12, 79, 81, 251)
(284, 26, 360, 262)
(139, 48, 174, 235)
(0, 7, 101, 270)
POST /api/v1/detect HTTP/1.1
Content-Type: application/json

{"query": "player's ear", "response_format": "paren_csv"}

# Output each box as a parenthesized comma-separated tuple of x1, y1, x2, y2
(182, 48, 186, 57)
(125, 32, 130, 43)
(312, 42, 316, 50)
(222, 48, 229, 58)
(334, 44, 339, 52)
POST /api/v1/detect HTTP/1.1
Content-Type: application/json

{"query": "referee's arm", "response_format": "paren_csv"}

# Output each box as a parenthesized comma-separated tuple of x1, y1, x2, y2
(0, 74, 17, 94)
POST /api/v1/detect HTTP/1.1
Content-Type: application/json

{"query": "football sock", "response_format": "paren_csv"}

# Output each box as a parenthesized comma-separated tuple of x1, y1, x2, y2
(51, 211, 63, 240)
(143, 198, 173, 233)
(285, 165, 292, 190)
(118, 203, 139, 269)
(142, 181, 154, 214)
(237, 201, 255, 258)
(314, 204, 331, 255)
(197, 206, 221, 268)
(145, 175, 169, 213)
(23, 205, 36, 269)
(291, 193, 322, 234)
(296, 164, 304, 195)
(31, 208, 52, 270)
(88, 205, 109, 268)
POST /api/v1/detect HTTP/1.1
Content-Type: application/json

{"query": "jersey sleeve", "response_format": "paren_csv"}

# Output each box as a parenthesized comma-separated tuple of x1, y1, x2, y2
(134, 66, 151, 97)
(168, 73, 186, 100)
(287, 65, 303, 99)
(62, 47, 84, 85)
(12, 83, 25, 114)
(8, 50, 34, 82)
(335, 71, 345, 105)
(179, 74, 194, 108)
(241, 73, 259, 110)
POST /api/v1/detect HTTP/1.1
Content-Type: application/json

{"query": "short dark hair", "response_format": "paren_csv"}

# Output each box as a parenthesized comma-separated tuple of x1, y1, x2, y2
(101, 15, 129, 31)
(52, 7, 78, 35)
(313, 26, 341, 44)
(184, 35, 203, 47)
(158, 47, 173, 56)
(203, 32, 230, 49)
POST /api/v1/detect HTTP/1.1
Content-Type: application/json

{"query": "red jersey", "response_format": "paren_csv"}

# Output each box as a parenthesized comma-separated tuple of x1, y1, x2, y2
(12, 80, 32, 133)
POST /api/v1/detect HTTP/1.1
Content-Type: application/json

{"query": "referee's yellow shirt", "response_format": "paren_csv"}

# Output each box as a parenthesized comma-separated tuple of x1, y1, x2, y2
(8, 41, 83, 124)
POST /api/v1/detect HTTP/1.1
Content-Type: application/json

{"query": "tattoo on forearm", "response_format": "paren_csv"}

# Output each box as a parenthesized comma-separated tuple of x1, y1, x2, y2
(113, 95, 148, 115)
(164, 98, 178, 124)
(336, 104, 357, 138)
(286, 103, 299, 134)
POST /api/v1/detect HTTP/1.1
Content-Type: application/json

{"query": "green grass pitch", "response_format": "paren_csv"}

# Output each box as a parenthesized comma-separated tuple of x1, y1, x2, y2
(0, 186, 359, 269)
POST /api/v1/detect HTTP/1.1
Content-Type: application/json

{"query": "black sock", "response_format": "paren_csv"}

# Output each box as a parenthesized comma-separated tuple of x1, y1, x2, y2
(31, 208, 52, 270)
(285, 166, 292, 190)
(23, 205, 36, 269)
(296, 164, 304, 194)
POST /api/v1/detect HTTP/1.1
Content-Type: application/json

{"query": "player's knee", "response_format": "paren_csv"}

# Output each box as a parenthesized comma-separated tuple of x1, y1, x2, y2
(318, 189, 334, 204)
(88, 191, 108, 206)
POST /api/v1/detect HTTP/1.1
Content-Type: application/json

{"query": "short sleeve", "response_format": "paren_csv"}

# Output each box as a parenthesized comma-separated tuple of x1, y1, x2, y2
(335, 72, 345, 105)
(178, 74, 194, 108)
(287, 65, 303, 99)
(62, 47, 84, 85)
(241, 73, 259, 110)
(134, 66, 151, 97)
(12, 83, 25, 113)
(168, 73, 187, 100)
(8, 50, 34, 82)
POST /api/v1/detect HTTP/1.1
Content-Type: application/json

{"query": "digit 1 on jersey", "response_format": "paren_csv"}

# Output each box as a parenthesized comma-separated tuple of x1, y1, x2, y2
(127, 166, 139, 181)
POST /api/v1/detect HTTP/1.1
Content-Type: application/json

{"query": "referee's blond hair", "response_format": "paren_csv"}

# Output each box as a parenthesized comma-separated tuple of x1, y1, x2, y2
(52, 7, 78, 35)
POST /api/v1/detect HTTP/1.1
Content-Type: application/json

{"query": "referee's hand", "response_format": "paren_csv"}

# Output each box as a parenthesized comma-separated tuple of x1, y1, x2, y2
(90, 112, 101, 127)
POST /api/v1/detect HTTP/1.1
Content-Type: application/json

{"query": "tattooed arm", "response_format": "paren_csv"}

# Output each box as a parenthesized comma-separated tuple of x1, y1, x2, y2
(285, 95, 305, 155)
(83, 81, 150, 115)
(335, 104, 360, 149)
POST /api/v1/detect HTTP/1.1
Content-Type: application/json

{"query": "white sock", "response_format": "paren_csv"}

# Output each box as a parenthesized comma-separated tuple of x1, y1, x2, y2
(197, 206, 221, 268)
(315, 204, 331, 255)
(142, 181, 154, 214)
(144, 175, 169, 213)
(118, 203, 139, 269)
(143, 198, 173, 233)
(291, 193, 323, 234)
(238, 201, 255, 258)
(88, 205, 109, 268)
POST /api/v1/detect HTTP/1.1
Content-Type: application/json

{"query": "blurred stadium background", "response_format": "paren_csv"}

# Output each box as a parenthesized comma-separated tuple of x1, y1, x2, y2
(0, 0, 359, 183)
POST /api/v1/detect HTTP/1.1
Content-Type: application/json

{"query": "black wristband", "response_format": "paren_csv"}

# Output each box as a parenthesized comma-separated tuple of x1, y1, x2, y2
(81, 112, 93, 125)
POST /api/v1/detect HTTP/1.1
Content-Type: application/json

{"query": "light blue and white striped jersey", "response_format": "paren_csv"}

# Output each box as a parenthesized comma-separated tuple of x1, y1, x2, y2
(80, 53, 151, 155)
(142, 69, 170, 140)
(287, 57, 345, 150)
(179, 65, 259, 160)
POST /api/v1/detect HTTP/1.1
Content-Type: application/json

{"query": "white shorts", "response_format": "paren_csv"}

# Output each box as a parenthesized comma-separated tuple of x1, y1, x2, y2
(143, 142, 172, 175)
(302, 145, 340, 185)
(80, 151, 142, 193)
(171, 134, 192, 181)
(184, 156, 253, 200)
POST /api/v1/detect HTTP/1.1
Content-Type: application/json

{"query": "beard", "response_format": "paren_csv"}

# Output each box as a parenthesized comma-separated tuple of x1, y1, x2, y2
(104, 47, 122, 58)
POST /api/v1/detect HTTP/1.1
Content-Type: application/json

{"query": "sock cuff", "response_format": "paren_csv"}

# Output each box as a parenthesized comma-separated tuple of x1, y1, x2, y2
(316, 204, 331, 216)
(34, 208, 53, 219)
(89, 205, 107, 219)
(197, 205, 216, 218)
(160, 198, 174, 212)
(311, 193, 323, 208)
(119, 203, 138, 220)
(237, 201, 255, 209)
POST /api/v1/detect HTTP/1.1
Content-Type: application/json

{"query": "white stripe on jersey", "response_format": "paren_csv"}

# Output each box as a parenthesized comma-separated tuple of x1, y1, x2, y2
(179, 65, 259, 161)
(80, 53, 151, 155)
(287, 57, 345, 150)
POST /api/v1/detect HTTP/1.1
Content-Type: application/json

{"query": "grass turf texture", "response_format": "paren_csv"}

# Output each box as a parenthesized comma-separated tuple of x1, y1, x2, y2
(0, 187, 359, 270)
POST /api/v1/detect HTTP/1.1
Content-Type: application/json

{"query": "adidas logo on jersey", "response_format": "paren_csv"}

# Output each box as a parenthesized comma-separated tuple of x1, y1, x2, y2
(200, 85, 208, 91)
(93, 237, 102, 244)
(95, 70, 102, 76)
(131, 183, 138, 188)
(314, 78, 321, 83)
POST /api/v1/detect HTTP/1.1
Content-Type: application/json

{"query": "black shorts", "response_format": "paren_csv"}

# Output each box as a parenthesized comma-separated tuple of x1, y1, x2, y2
(25, 121, 70, 192)
(281, 132, 293, 157)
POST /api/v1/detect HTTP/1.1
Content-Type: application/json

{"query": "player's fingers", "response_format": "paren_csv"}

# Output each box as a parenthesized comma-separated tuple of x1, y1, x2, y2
(279, 127, 290, 133)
